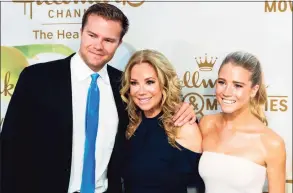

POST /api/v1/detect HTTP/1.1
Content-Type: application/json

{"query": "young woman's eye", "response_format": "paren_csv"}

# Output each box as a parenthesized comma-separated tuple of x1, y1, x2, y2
(217, 80, 225, 84)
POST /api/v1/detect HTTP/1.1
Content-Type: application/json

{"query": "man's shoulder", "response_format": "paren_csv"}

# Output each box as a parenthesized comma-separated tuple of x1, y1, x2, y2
(107, 64, 123, 78)
(107, 64, 123, 74)
(19, 54, 74, 82)
(25, 54, 74, 73)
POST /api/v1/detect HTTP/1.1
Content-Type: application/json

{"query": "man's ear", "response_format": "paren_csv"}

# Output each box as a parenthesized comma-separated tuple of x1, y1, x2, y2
(250, 84, 259, 98)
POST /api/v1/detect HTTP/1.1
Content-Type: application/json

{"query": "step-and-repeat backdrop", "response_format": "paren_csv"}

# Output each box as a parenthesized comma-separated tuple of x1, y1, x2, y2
(1, 0, 292, 192)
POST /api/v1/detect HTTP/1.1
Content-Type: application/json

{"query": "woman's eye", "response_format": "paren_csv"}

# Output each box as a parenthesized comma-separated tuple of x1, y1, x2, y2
(217, 80, 225, 84)
(146, 80, 155, 85)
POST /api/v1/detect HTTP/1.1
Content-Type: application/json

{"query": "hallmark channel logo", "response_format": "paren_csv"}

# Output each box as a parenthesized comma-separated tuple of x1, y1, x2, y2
(11, 0, 144, 40)
(195, 53, 218, 71)
(180, 53, 288, 117)
(181, 53, 218, 117)
(12, 0, 145, 19)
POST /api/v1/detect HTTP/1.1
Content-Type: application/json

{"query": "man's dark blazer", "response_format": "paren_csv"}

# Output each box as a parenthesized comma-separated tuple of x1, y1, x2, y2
(0, 53, 128, 193)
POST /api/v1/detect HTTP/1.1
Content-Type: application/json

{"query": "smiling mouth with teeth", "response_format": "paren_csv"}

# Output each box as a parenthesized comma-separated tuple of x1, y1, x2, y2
(139, 98, 151, 103)
(222, 99, 236, 104)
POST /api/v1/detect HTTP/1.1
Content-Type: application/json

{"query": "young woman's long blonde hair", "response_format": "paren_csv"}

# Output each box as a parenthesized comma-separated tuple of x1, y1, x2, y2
(120, 49, 182, 147)
(219, 51, 268, 125)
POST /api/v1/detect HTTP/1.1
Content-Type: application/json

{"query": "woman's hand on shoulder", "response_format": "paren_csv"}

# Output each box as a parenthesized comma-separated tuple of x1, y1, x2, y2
(176, 122, 202, 153)
(262, 128, 286, 193)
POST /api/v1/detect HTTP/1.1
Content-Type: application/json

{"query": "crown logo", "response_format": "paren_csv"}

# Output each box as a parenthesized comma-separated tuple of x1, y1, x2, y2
(195, 53, 217, 71)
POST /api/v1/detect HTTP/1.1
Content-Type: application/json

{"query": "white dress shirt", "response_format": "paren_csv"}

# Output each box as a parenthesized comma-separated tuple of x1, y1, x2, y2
(68, 53, 119, 193)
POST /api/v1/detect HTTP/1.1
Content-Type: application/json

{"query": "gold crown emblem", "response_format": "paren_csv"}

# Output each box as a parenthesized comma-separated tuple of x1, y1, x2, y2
(195, 53, 217, 71)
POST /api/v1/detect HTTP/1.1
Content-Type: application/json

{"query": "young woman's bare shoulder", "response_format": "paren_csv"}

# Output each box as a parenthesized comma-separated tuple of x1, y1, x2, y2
(199, 113, 222, 136)
(260, 126, 286, 160)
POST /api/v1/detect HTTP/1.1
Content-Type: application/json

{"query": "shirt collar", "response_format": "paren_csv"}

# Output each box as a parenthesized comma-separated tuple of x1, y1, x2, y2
(71, 52, 110, 84)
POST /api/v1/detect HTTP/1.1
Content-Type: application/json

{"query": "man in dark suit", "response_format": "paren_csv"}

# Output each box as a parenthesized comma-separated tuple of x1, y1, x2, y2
(0, 3, 196, 193)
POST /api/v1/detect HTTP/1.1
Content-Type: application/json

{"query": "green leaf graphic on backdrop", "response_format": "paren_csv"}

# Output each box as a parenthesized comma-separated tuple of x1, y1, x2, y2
(1, 44, 74, 101)
(13, 44, 74, 59)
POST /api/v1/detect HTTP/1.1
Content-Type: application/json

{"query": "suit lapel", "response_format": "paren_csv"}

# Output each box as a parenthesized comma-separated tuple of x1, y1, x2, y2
(107, 65, 127, 125)
(51, 54, 74, 185)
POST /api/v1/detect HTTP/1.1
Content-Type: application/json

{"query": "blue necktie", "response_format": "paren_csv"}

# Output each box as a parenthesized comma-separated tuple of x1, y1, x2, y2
(80, 73, 100, 193)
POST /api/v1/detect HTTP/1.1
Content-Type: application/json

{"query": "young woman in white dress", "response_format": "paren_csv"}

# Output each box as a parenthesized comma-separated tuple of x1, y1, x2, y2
(198, 51, 286, 193)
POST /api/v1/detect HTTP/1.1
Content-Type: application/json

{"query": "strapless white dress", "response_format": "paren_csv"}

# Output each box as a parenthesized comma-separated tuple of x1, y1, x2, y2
(199, 151, 266, 193)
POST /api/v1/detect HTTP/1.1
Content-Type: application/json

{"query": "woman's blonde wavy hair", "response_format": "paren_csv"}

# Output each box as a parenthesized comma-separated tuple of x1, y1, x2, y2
(120, 49, 182, 147)
(219, 51, 268, 126)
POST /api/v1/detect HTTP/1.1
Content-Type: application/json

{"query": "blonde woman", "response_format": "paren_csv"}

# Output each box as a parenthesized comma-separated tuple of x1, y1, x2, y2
(199, 51, 286, 193)
(120, 49, 205, 193)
